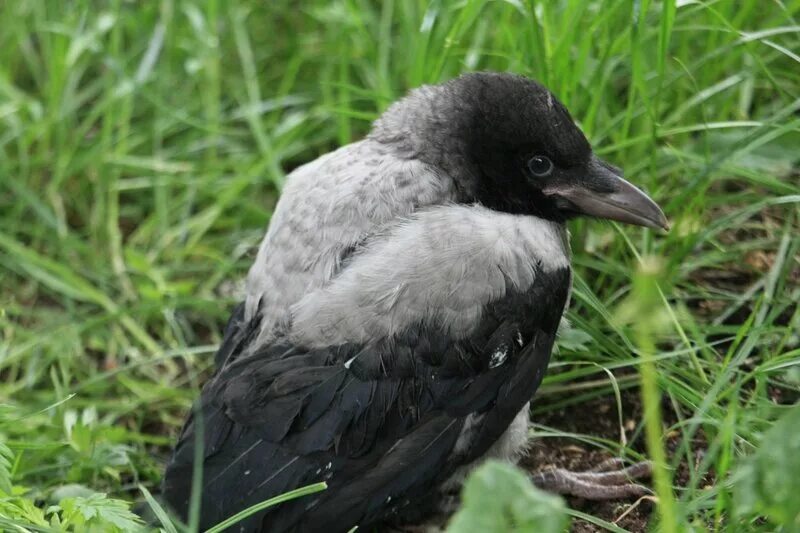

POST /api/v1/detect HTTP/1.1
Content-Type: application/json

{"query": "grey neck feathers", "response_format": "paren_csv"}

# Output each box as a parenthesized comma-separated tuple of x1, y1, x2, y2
(368, 83, 480, 198)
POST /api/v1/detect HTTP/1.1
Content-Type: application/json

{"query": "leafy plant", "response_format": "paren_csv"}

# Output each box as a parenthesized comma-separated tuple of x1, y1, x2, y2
(0, 490, 50, 529)
(51, 493, 144, 532)
(734, 404, 800, 530)
(0, 443, 144, 532)
(447, 461, 569, 533)
(0, 491, 145, 532)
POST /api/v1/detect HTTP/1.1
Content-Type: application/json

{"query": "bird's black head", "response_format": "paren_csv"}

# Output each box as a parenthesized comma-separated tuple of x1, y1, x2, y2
(371, 72, 668, 230)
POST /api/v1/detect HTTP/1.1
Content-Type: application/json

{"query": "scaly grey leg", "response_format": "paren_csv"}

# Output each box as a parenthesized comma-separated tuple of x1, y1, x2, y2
(531, 460, 653, 500)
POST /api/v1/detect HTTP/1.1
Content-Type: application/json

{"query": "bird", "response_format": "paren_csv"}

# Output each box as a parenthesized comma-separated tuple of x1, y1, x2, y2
(161, 72, 668, 532)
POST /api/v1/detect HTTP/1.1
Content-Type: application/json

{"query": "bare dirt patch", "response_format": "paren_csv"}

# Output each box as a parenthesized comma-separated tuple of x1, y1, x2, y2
(524, 392, 653, 532)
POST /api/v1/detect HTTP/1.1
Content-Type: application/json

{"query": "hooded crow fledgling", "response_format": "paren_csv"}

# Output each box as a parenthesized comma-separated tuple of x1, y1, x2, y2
(162, 72, 668, 532)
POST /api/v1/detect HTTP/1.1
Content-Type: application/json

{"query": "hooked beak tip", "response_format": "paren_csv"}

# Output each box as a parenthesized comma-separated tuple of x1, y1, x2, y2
(644, 209, 670, 232)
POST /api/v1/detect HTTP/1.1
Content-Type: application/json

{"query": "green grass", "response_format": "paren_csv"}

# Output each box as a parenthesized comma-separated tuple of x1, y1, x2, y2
(1, 0, 799, 531)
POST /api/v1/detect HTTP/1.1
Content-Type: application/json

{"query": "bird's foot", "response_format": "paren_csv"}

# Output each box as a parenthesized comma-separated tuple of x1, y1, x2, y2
(531, 458, 652, 500)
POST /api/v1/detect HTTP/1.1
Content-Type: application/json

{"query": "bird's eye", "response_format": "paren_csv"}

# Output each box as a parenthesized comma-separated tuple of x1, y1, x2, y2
(527, 155, 553, 177)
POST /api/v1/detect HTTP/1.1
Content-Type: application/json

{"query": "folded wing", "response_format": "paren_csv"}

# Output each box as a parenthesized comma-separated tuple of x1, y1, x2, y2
(162, 206, 571, 532)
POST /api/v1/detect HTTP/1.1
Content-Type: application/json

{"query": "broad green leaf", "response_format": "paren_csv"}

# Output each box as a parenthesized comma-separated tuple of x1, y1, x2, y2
(446, 461, 569, 533)
(734, 404, 800, 528)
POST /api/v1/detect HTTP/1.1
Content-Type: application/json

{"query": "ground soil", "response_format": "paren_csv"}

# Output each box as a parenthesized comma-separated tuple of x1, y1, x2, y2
(521, 387, 713, 532)
(522, 392, 655, 532)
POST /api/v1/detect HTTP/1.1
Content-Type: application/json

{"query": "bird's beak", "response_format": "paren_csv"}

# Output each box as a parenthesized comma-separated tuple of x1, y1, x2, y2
(544, 156, 669, 230)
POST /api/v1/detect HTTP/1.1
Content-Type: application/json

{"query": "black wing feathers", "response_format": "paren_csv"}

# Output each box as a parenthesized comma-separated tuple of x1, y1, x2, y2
(213, 302, 260, 368)
(162, 266, 571, 532)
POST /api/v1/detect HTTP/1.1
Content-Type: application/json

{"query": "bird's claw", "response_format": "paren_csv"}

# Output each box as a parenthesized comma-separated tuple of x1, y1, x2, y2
(531, 459, 653, 500)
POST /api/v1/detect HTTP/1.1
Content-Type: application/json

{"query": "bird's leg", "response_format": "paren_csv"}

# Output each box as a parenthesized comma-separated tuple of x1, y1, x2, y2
(531, 459, 652, 500)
